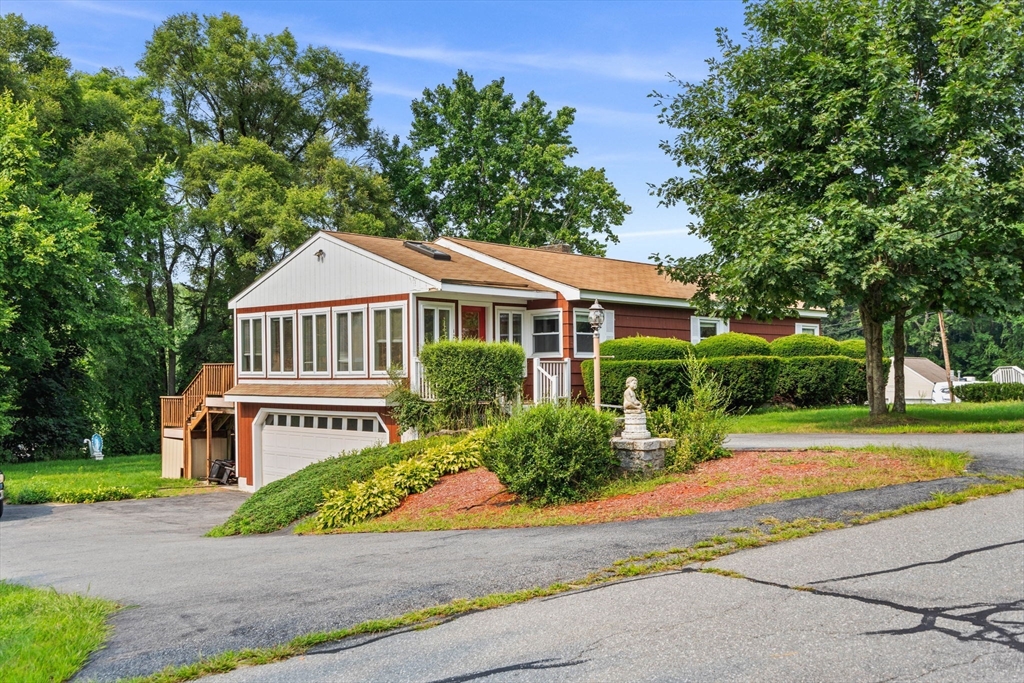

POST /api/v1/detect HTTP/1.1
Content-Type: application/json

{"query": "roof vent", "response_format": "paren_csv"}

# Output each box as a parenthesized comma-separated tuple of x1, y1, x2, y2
(404, 241, 451, 260)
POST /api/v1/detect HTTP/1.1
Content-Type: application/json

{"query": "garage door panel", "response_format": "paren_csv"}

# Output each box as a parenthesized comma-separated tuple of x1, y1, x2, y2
(261, 418, 387, 485)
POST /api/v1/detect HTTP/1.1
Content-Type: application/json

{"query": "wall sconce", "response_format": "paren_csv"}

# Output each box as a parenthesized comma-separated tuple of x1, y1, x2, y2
(314, 249, 326, 262)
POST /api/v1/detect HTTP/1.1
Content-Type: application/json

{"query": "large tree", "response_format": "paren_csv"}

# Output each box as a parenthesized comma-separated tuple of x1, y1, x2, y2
(652, 0, 1024, 416)
(373, 71, 631, 255)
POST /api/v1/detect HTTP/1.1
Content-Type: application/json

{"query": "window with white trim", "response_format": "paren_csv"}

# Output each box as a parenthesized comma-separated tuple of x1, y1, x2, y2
(300, 312, 329, 374)
(497, 310, 524, 345)
(796, 322, 820, 336)
(420, 302, 454, 349)
(335, 308, 365, 374)
(573, 309, 615, 357)
(691, 317, 729, 345)
(268, 315, 294, 374)
(239, 317, 264, 374)
(372, 305, 405, 374)
(531, 312, 561, 356)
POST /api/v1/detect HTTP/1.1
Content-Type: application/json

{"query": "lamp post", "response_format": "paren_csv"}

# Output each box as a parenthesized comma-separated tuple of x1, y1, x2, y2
(588, 300, 605, 412)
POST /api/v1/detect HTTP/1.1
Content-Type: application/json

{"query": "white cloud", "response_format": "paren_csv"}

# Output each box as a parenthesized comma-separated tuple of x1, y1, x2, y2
(371, 82, 425, 100)
(62, 0, 165, 22)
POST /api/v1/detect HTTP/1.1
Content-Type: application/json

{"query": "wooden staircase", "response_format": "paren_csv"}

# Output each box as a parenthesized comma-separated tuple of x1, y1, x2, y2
(160, 363, 235, 479)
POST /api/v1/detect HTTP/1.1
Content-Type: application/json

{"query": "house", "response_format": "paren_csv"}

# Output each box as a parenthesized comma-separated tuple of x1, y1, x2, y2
(884, 357, 978, 404)
(160, 231, 826, 491)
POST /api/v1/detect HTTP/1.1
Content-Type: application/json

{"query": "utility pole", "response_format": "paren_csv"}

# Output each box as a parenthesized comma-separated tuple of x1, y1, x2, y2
(937, 311, 956, 402)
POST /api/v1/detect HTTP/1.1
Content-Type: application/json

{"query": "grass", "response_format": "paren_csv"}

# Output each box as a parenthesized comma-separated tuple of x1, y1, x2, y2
(301, 445, 971, 534)
(1, 454, 207, 504)
(727, 401, 1024, 434)
(128, 477, 1024, 683)
(0, 581, 118, 683)
(207, 436, 458, 536)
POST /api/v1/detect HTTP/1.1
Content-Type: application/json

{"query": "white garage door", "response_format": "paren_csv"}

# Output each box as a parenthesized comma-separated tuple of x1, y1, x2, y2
(261, 412, 388, 485)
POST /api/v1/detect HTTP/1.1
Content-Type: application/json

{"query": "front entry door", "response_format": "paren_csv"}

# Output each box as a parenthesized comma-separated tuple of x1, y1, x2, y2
(461, 306, 487, 340)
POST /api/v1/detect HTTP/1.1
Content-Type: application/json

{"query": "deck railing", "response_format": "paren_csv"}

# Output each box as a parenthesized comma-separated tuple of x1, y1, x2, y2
(160, 396, 184, 428)
(991, 365, 1024, 384)
(533, 358, 571, 403)
(160, 363, 235, 429)
(411, 358, 436, 400)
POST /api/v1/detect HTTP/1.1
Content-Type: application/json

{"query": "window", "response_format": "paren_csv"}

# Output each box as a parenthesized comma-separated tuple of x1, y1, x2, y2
(239, 317, 264, 373)
(497, 310, 524, 345)
(301, 312, 329, 374)
(531, 313, 561, 355)
(420, 303, 454, 348)
(573, 309, 615, 357)
(268, 315, 294, 374)
(317, 416, 328, 429)
(372, 305, 405, 374)
(796, 323, 820, 336)
(691, 317, 729, 344)
(335, 309, 365, 374)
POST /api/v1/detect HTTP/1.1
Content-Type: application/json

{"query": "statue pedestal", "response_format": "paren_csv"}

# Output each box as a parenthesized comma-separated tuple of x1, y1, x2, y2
(621, 412, 651, 439)
(611, 434, 675, 473)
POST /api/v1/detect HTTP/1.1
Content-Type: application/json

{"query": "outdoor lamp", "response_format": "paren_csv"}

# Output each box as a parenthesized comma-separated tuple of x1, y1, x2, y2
(589, 301, 605, 411)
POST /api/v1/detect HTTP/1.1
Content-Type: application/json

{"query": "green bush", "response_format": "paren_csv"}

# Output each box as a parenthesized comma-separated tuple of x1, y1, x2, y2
(769, 334, 842, 357)
(387, 380, 437, 434)
(420, 340, 525, 427)
(836, 338, 866, 359)
(207, 436, 457, 536)
(581, 358, 691, 410)
(315, 433, 485, 529)
(957, 383, 1024, 402)
(694, 332, 772, 358)
(599, 336, 692, 360)
(774, 356, 860, 407)
(648, 356, 730, 469)
(837, 359, 868, 405)
(705, 356, 782, 408)
(483, 403, 617, 505)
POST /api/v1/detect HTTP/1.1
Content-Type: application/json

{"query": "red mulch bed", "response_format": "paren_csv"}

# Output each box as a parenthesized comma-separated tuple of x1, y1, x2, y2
(374, 449, 946, 529)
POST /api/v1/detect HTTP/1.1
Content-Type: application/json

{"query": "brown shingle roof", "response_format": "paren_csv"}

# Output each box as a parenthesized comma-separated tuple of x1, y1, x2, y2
(321, 232, 550, 291)
(904, 357, 949, 384)
(444, 237, 698, 300)
(225, 383, 390, 400)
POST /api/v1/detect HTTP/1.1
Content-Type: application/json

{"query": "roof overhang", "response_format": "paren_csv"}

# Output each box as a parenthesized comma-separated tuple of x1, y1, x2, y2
(435, 238, 580, 300)
(438, 282, 556, 299)
(228, 395, 388, 407)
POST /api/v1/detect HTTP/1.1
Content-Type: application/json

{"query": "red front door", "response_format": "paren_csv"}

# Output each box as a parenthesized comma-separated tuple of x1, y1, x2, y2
(461, 306, 487, 340)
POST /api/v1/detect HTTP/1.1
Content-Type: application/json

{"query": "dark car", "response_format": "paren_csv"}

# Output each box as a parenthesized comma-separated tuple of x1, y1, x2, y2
(0, 469, 5, 518)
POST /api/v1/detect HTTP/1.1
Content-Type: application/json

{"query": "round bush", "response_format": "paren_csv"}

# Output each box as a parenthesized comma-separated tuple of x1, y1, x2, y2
(483, 403, 617, 505)
(769, 334, 841, 358)
(599, 336, 692, 361)
(694, 332, 771, 358)
(836, 339, 866, 359)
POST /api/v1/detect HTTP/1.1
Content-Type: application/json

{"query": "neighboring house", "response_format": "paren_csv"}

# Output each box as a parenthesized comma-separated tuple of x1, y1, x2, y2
(991, 366, 1024, 384)
(160, 231, 826, 491)
(885, 357, 978, 405)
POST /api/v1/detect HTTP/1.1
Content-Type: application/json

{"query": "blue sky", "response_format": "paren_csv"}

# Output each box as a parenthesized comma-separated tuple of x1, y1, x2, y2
(4, 0, 749, 262)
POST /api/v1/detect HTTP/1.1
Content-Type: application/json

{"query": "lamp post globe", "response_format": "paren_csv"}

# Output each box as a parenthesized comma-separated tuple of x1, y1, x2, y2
(588, 300, 605, 332)
(588, 301, 605, 411)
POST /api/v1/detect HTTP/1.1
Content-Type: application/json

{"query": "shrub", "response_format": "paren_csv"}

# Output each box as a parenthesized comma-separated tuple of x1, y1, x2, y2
(483, 403, 617, 505)
(315, 433, 485, 529)
(957, 383, 1024, 403)
(387, 379, 438, 434)
(648, 356, 730, 469)
(774, 356, 860, 407)
(704, 356, 781, 408)
(420, 340, 526, 428)
(694, 332, 771, 358)
(837, 359, 868, 405)
(836, 338, 866, 359)
(207, 436, 457, 536)
(769, 334, 842, 358)
(599, 336, 692, 361)
(581, 359, 690, 410)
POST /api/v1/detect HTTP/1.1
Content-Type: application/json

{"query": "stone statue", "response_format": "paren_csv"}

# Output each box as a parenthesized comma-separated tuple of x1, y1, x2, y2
(622, 376, 642, 414)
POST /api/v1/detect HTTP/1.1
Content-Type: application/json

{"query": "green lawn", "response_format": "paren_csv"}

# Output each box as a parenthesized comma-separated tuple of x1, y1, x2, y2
(2, 454, 206, 504)
(0, 581, 118, 683)
(727, 401, 1024, 433)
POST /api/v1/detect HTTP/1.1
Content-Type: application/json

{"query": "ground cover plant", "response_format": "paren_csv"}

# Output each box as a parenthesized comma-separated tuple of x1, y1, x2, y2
(327, 445, 972, 533)
(1, 454, 204, 504)
(208, 436, 457, 536)
(727, 402, 1024, 434)
(0, 581, 118, 683)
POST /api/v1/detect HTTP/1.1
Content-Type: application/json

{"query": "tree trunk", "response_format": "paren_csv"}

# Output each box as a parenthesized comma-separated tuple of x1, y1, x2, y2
(892, 307, 907, 414)
(859, 304, 888, 417)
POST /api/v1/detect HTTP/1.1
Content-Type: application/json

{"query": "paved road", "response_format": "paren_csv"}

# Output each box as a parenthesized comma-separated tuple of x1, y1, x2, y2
(0, 433, 1019, 680)
(209, 491, 1024, 683)
(726, 432, 1024, 475)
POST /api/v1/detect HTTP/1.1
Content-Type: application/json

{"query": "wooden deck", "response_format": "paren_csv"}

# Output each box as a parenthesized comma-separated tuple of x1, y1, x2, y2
(160, 363, 235, 479)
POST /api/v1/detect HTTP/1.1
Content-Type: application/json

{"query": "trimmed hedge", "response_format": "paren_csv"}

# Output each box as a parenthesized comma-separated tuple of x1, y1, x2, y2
(705, 356, 781, 408)
(694, 332, 771, 358)
(775, 356, 858, 407)
(770, 334, 841, 358)
(837, 338, 866, 359)
(581, 358, 690, 409)
(599, 336, 692, 361)
(957, 383, 1024, 403)
(420, 340, 525, 407)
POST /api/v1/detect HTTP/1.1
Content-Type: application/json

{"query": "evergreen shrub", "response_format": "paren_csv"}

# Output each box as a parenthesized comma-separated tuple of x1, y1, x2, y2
(694, 332, 771, 358)
(581, 359, 690, 409)
(836, 338, 866, 359)
(704, 356, 781, 408)
(957, 383, 1024, 402)
(483, 403, 617, 505)
(599, 336, 692, 360)
(774, 356, 859, 407)
(769, 334, 841, 357)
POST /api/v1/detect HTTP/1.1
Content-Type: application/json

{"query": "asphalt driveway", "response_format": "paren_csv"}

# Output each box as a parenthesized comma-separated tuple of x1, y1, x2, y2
(0, 433, 1020, 681)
